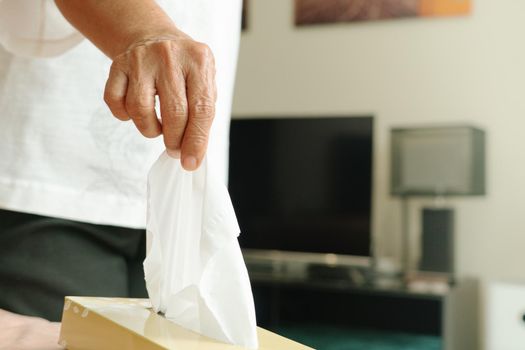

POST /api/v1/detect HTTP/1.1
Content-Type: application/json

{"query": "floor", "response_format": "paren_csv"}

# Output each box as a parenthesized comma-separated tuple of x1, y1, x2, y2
(276, 324, 442, 350)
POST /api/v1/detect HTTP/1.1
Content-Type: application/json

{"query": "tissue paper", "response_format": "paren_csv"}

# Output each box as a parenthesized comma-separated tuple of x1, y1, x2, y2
(143, 152, 258, 349)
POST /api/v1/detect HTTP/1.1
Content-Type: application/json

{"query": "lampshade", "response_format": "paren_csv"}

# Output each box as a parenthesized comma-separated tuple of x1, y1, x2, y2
(391, 126, 485, 196)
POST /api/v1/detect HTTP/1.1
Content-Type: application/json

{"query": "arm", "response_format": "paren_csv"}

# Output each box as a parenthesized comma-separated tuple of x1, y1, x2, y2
(0, 309, 63, 350)
(55, 0, 217, 171)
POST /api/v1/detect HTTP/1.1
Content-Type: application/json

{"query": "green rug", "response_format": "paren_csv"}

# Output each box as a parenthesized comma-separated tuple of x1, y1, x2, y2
(276, 324, 442, 350)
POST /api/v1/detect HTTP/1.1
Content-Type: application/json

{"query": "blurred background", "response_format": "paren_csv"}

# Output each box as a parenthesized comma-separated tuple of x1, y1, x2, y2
(228, 0, 525, 349)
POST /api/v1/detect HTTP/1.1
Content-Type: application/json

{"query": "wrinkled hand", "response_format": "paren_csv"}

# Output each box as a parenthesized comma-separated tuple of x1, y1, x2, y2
(104, 33, 217, 171)
(0, 309, 63, 350)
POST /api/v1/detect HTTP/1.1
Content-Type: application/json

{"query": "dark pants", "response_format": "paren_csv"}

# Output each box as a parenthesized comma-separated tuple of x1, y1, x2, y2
(0, 209, 148, 321)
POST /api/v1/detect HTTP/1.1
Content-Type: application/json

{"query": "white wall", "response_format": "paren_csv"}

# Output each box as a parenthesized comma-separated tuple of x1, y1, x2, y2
(233, 0, 525, 285)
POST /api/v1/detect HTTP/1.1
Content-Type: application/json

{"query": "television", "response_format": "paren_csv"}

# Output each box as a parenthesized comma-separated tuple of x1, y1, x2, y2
(228, 116, 373, 265)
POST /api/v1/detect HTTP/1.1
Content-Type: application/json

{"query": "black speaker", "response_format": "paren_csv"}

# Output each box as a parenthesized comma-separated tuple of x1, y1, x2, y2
(419, 208, 454, 274)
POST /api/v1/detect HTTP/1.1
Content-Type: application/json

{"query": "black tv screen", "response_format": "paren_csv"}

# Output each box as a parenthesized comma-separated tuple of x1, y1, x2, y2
(228, 116, 373, 257)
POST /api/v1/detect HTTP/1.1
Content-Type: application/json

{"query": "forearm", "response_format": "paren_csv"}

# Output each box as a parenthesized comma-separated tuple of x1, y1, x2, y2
(54, 0, 181, 58)
(0, 309, 63, 349)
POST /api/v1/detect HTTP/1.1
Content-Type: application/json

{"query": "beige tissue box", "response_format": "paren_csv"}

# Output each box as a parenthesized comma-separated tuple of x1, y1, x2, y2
(59, 296, 314, 350)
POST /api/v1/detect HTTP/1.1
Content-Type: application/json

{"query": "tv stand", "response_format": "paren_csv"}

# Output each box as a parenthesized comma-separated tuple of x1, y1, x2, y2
(245, 259, 478, 350)
(306, 264, 370, 284)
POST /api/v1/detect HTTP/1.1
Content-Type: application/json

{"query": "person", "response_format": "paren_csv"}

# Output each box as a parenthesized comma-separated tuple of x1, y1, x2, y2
(0, 0, 242, 348)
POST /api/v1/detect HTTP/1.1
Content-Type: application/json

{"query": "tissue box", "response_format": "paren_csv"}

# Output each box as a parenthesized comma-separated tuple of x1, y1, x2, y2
(59, 296, 314, 350)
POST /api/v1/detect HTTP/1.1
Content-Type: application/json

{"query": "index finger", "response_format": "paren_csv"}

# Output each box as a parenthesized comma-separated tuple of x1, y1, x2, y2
(104, 64, 130, 121)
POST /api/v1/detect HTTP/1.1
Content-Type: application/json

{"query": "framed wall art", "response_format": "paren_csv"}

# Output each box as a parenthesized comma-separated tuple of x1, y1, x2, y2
(295, 0, 472, 26)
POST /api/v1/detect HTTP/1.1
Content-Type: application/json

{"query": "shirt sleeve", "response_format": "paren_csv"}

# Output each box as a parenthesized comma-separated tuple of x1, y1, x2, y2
(0, 0, 84, 57)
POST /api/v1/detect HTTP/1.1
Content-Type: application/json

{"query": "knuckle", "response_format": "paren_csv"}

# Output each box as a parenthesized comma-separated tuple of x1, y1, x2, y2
(104, 95, 128, 120)
(163, 103, 188, 119)
(154, 41, 176, 66)
(126, 99, 152, 116)
(191, 42, 214, 66)
(192, 101, 215, 119)
(103, 91, 122, 106)
(157, 40, 174, 55)
(135, 121, 160, 138)
(164, 135, 181, 149)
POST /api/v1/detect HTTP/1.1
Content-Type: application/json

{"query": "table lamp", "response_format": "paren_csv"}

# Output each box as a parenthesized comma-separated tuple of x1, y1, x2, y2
(390, 125, 486, 277)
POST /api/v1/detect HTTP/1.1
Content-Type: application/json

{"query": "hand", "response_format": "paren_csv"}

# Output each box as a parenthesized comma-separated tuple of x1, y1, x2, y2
(54, 1, 217, 171)
(103, 33, 217, 171)
(0, 309, 63, 350)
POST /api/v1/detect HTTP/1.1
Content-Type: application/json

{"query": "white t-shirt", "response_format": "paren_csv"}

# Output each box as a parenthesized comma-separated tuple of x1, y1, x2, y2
(0, 0, 242, 228)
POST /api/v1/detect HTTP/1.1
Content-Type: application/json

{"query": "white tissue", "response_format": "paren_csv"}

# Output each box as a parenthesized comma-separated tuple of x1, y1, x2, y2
(143, 152, 259, 349)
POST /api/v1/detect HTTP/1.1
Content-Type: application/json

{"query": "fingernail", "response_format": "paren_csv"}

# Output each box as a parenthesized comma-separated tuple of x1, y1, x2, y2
(182, 156, 198, 171)
(166, 149, 181, 159)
